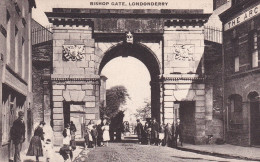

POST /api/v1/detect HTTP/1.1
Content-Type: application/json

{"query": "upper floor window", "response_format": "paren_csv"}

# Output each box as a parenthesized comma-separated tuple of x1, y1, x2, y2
(249, 31, 258, 68)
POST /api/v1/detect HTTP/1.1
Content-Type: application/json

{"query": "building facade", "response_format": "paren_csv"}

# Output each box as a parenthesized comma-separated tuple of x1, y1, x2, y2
(220, 0, 260, 146)
(0, 0, 36, 161)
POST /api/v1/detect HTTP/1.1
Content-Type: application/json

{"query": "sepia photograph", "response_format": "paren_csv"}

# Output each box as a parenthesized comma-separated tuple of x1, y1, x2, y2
(0, 0, 260, 161)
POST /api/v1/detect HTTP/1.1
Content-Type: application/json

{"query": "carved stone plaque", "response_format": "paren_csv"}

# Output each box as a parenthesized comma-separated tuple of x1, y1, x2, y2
(172, 44, 194, 61)
(62, 45, 85, 61)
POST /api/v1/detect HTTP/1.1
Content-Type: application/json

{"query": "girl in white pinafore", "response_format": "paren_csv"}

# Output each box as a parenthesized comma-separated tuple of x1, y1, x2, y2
(102, 119, 110, 146)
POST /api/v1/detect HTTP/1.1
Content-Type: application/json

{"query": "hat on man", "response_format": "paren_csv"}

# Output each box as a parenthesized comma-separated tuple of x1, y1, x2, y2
(136, 119, 140, 122)
(18, 111, 24, 117)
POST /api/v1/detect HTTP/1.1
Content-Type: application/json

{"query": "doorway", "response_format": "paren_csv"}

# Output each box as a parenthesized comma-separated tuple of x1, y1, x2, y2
(248, 92, 260, 146)
(63, 102, 85, 139)
(175, 101, 196, 144)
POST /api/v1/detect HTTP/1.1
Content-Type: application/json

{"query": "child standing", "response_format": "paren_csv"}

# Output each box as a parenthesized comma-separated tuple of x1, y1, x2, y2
(91, 125, 98, 148)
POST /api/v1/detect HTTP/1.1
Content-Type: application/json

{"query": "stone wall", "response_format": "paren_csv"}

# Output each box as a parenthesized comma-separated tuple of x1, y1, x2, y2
(51, 24, 101, 145)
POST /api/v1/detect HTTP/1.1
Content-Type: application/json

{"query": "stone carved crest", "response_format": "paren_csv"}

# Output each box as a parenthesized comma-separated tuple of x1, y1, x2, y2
(62, 45, 85, 61)
(172, 45, 194, 61)
(126, 31, 133, 44)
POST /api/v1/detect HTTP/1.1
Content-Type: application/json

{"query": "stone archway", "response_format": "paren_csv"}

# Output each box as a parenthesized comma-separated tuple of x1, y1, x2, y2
(98, 42, 162, 122)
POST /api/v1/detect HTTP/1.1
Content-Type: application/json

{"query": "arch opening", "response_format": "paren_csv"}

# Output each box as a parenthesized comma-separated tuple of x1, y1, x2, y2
(99, 42, 161, 122)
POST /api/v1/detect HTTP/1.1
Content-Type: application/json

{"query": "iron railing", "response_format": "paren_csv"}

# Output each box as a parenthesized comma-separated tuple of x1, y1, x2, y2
(204, 26, 222, 44)
(32, 25, 53, 45)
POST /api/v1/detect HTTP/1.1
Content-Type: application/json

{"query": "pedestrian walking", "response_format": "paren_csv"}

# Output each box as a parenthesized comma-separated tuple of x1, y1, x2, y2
(96, 119, 104, 146)
(158, 124, 165, 146)
(136, 119, 143, 144)
(175, 119, 183, 147)
(10, 111, 26, 162)
(164, 123, 173, 147)
(91, 125, 98, 148)
(144, 122, 151, 145)
(26, 121, 46, 162)
(151, 118, 159, 145)
(59, 123, 73, 162)
(102, 119, 110, 146)
(70, 121, 77, 150)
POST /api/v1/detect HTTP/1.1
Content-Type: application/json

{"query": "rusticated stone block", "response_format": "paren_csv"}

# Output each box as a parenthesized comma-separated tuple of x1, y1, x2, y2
(53, 96, 64, 102)
(53, 33, 70, 40)
(53, 90, 63, 96)
(66, 85, 82, 90)
(53, 108, 63, 114)
(53, 114, 64, 120)
(53, 120, 63, 126)
(69, 33, 81, 40)
(63, 91, 71, 101)
(85, 108, 99, 113)
(53, 125, 63, 132)
(85, 90, 94, 96)
(70, 91, 79, 101)
(196, 90, 205, 95)
(82, 84, 93, 90)
(85, 102, 95, 108)
(164, 84, 176, 90)
(53, 102, 63, 108)
(195, 112, 205, 119)
(196, 100, 205, 107)
(85, 113, 96, 120)
(164, 90, 173, 96)
(164, 101, 174, 108)
(83, 96, 95, 102)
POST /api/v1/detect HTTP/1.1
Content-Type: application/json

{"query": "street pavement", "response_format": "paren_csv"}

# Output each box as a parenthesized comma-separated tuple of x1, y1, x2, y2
(73, 142, 251, 162)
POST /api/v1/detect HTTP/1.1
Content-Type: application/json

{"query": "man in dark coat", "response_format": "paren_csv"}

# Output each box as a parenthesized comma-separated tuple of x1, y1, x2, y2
(136, 119, 143, 144)
(175, 119, 183, 147)
(10, 111, 26, 162)
(96, 120, 103, 146)
(150, 118, 159, 145)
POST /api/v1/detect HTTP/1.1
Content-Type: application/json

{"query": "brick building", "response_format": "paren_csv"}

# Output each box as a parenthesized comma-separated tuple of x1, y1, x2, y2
(0, 0, 36, 161)
(220, 0, 260, 146)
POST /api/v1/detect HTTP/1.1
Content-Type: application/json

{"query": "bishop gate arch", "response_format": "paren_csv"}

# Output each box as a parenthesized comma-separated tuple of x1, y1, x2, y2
(46, 8, 211, 145)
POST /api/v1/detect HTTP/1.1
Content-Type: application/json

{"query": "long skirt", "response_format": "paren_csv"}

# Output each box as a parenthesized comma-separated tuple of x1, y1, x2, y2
(26, 136, 43, 156)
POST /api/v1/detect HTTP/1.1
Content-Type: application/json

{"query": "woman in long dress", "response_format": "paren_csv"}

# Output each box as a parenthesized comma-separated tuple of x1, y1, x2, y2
(102, 119, 110, 146)
(27, 121, 46, 162)
(87, 120, 94, 148)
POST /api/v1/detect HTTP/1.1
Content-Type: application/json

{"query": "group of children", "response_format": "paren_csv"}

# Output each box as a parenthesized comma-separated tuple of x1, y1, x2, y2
(84, 119, 110, 148)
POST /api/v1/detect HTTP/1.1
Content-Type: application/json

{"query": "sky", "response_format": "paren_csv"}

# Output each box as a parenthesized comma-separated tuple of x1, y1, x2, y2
(31, 0, 213, 121)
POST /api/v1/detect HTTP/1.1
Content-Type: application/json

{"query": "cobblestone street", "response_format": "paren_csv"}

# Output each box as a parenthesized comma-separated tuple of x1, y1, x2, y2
(74, 142, 248, 162)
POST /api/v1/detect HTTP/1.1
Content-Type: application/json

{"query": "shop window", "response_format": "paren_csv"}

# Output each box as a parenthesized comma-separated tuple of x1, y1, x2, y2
(228, 94, 243, 129)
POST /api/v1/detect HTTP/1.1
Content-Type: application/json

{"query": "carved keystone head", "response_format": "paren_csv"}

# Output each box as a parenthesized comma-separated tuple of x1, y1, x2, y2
(126, 31, 133, 44)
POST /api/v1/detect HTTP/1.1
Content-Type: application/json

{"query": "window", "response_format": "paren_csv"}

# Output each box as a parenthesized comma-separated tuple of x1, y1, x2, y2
(22, 37, 25, 78)
(6, 10, 11, 64)
(249, 31, 258, 68)
(15, 25, 19, 72)
(228, 94, 243, 129)
(235, 56, 239, 72)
